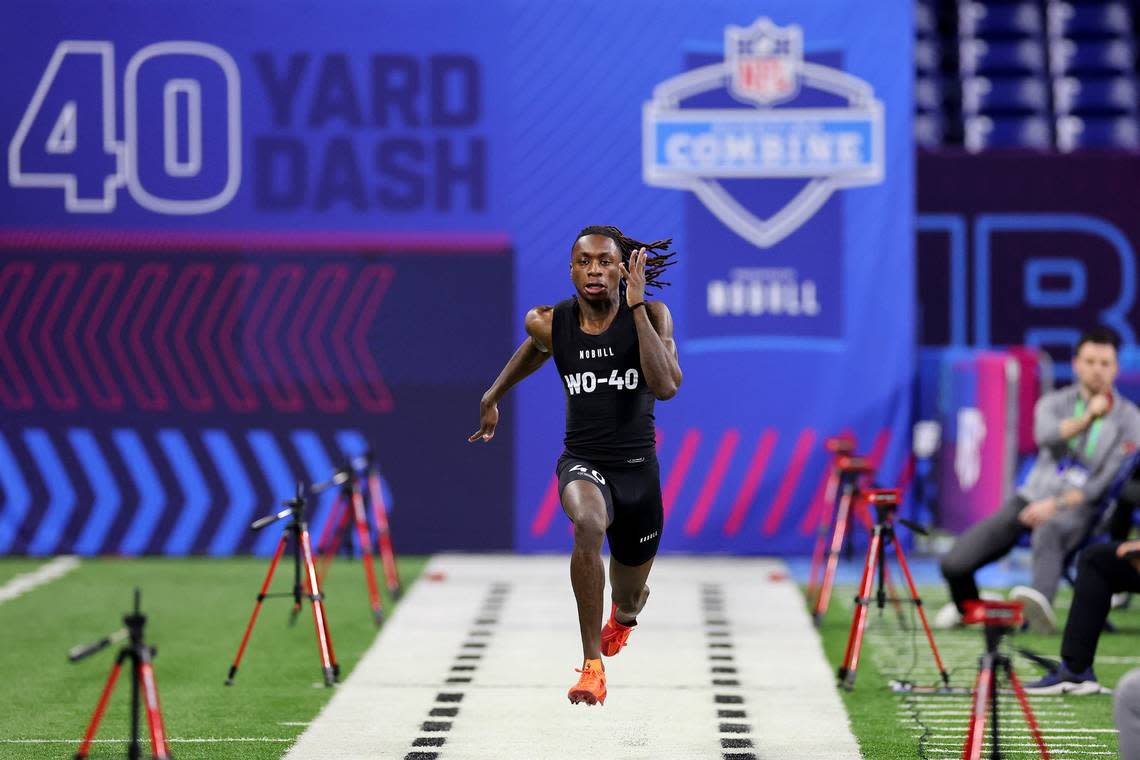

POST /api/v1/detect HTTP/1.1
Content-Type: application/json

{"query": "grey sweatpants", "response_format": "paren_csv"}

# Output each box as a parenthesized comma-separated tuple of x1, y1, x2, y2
(1117, 669, 1140, 760)
(939, 495, 1090, 611)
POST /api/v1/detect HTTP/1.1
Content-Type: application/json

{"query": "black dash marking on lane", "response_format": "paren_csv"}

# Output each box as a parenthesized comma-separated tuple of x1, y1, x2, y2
(721, 738, 753, 748)
(404, 583, 510, 758)
(703, 583, 758, 756)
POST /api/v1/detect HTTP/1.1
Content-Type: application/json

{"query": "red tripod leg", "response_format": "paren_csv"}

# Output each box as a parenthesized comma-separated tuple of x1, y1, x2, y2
(315, 496, 350, 584)
(853, 488, 874, 530)
(892, 538, 950, 686)
(815, 483, 855, 621)
(300, 527, 338, 686)
(75, 659, 123, 759)
(351, 486, 384, 625)
(227, 533, 288, 685)
(807, 469, 840, 599)
(138, 659, 172, 760)
(838, 528, 881, 688)
(315, 494, 342, 557)
(962, 659, 993, 760)
(1008, 668, 1051, 759)
(368, 470, 402, 598)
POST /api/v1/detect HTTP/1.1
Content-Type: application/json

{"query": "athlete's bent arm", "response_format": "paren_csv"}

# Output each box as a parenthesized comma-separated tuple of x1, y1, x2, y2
(638, 301, 681, 400)
(468, 306, 553, 442)
(620, 248, 682, 400)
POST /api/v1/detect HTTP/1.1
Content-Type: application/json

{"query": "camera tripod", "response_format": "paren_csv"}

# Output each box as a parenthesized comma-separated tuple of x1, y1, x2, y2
(312, 453, 403, 624)
(837, 488, 949, 690)
(226, 483, 339, 687)
(72, 589, 172, 760)
(809, 439, 877, 624)
(961, 600, 1050, 760)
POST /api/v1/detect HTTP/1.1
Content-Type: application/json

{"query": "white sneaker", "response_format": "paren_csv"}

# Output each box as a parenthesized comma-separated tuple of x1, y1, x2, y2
(1111, 592, 1131, 610)
(933, 602, 962, 629)
(1009, 586, 1057, 634)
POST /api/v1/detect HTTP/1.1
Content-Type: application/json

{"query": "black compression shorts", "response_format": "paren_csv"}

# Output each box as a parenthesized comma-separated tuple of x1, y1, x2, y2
(556, 451, 663, 566)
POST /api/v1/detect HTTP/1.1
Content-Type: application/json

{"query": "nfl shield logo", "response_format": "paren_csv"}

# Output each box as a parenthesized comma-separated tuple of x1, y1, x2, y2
(726, 18, 803, 107)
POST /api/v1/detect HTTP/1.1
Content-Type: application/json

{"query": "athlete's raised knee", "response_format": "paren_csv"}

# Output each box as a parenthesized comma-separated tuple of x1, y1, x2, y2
(572, 513, 606, 549)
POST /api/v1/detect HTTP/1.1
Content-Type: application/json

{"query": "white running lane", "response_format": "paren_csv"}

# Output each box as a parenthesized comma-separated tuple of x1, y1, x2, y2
(285, 554, 861, 760)
(0, 556, 79, 605)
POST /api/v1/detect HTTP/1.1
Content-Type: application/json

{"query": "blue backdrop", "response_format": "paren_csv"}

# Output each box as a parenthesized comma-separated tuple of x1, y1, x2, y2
(0, 0, 914, 555)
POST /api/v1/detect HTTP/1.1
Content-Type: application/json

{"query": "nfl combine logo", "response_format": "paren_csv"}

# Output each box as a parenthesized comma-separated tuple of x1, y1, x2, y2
(642, 17, 884, 249)
(727, 18, 802, 106)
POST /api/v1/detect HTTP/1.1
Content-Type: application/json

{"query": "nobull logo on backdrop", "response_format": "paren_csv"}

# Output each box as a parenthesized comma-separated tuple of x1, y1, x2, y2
(642, 18, 884, 249)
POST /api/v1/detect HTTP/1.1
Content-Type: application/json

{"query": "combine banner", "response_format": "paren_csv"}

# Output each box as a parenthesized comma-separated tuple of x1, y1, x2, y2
(1, 0, 913, 555)
(513, 2, 913, 555)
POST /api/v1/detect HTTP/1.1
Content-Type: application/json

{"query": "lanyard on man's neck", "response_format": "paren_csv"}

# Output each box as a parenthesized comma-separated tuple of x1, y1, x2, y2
(1071, 398, 1103, 459)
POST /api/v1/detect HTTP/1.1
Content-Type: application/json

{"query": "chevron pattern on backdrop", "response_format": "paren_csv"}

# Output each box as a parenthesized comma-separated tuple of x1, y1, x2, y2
(0, 426, 392, 558)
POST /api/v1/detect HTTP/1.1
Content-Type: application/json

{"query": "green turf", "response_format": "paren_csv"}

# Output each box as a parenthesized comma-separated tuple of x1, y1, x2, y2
(813, 582, 1136, 759)
(0, 555, 427, 759)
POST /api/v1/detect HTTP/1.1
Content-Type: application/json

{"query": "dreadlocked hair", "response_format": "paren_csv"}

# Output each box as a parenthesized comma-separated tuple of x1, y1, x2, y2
(573, 225, 678, 293)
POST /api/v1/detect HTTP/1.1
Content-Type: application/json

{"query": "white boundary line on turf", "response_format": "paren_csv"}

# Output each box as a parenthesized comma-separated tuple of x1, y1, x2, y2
(0, 556, 79, 604)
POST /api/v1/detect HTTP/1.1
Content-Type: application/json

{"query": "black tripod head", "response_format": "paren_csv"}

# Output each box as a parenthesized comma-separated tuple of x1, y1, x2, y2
(863, 488, 930, 536)
(68, 588, 147, 663)
(251, 481, 309, 530)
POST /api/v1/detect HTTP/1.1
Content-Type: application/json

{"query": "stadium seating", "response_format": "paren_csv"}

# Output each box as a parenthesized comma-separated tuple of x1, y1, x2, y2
(964, 114, 1052, 150)
(1056, 114, 1140, 150)
(916, 0, 1140, 151)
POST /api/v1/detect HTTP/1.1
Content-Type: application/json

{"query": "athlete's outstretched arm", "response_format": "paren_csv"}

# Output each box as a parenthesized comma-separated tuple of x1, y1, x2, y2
(620, 248, 682, 400)
(468, 307, 553, 442)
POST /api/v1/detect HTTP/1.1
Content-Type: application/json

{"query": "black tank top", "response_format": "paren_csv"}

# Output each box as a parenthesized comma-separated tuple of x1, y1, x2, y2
(551, 297, 656, 464)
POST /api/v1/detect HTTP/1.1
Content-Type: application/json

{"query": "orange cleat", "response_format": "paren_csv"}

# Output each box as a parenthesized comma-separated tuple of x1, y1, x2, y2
(600, 604, 635, 657)
(567, 660, 607, 706)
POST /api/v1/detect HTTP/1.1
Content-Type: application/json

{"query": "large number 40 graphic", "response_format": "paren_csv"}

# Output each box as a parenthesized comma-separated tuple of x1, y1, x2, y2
(7, 40, 241, 214)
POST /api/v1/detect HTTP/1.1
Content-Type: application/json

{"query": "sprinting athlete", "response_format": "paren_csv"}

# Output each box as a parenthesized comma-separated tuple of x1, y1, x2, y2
(469, 225, 681, 705)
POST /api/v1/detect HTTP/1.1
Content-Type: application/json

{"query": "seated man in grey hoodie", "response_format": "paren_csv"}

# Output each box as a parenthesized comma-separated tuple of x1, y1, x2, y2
(938, 328, 1140, 634)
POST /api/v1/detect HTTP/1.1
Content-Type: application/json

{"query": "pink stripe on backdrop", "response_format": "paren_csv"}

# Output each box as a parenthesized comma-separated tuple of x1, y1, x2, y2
(662, 429, 702, 522)
(683, 429, 740, 537)
(0, 229, 512, 254)
(762, 429, 818, 536)
(896, 453, 917, 500)
(529, 474, 562, 537)
(867, 428, 892, 471)
(723, 430, 778, 536)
